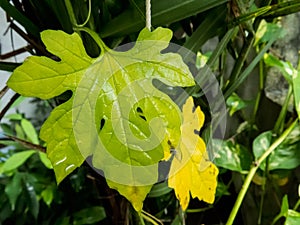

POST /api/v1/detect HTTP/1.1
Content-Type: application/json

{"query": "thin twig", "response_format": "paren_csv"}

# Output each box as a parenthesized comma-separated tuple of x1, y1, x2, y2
(0, 93, 20, 121)
(1, 134, 46, 152)
(0, 45, 33, 60)
(9, 22, 51, 57)
(0, 86, 9, 99)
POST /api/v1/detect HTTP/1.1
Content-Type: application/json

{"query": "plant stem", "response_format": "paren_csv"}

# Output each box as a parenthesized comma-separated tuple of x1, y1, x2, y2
(76, 0, 92, 28)
(257, 158, 269, 225)
(225, 119, 298, 225)
(141, 210, 163, 225)
(179, 206, 186, 225)
(251, 53, 265, 124)
(141, 211, 162, 225)
(224, 38, 275, 99)
(228, 34, 254, 85)
(186, 205, 212, 213)
(0, 93, 20, 121)
(64, 0, 78, 28)
(139, 212, 146, 225)
(293, 198, 300, 211)
(274, 86, 292, 134)
(74, 27, 108, 53)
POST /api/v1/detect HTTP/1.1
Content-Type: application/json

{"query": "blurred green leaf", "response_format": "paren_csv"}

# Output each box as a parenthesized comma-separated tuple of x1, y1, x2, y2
(41, 186, 54, 207)
(226, 93, 250, 116)
(273, 194, 289, 224)
(21, 119, 39, 144)
(196, 51, 211, 69)
(253, 128, 300, 170)
(1, 150, 36, 173)
(148, 182, 172, 198)
(213, 139, 252, 172)
(264, 53, 295, 84)
(171, 215, 182, 225)
(100, 0, 228, 37)
(281, 195, 289, 217)
(15, 123, 25, 140)
(0, 199, 12, 222)
(285, 210, 300, 225)
(10, 96, 26, 108)
(216, 181, 231, 197)
(54, 215, 70, 225)
(255, 20, 286, 46)
(5, 114, 23, 120)
(73, 206, 106, 225)
(0, 124, 14, 136)
(24, 178, 39, 219)
(39, 152, 53, 169)
(4, 172, 23, 210)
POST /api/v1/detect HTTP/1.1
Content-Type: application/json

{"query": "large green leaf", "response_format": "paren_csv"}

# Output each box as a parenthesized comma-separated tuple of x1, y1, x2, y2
(213, 139, 252, 172)
(7, 27, 194, 211)
(253, 128, 300, 170)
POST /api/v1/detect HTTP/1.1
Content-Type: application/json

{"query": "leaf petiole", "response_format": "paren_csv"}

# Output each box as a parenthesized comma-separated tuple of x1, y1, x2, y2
(74, 27, 109, 54)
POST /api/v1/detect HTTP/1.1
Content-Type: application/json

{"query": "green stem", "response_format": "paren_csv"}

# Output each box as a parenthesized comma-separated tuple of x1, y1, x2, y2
(74, 27, 108, 53)
(186, 206, 212, 213)
(293, 198, 300, 211)
(76, 0, 92, 28)
(251, 54, 265, 124)
(225, 119, 298, 225)
(274, 86, 293, 134)
(257, 158, 269, 225)
(64, 0, 78, 28)
(271, 213, 282, 225)
(179, 206, 186, 225)
(141, 211, 162, 225)
(207, 27, 239, 68)
(227, 34, 254, 85)
(224, 38, 275, 99)
(142, 210, 163, 225)
(139, 212, 146, 225)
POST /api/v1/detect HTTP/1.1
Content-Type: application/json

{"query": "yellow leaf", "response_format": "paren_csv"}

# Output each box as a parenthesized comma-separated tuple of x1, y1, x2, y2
(168, 97, 219, 210)
(106, 180, 152, 212)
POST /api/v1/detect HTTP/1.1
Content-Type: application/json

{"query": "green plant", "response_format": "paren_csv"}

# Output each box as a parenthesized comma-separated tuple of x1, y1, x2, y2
(1, 0, 300, 224)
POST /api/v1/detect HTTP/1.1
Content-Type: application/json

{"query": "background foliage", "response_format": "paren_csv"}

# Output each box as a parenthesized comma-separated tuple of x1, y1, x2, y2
(1, 0, 300, 224)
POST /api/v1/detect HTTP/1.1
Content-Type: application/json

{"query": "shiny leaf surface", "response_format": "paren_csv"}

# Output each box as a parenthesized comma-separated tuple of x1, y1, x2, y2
(7, 27, 194, 211)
